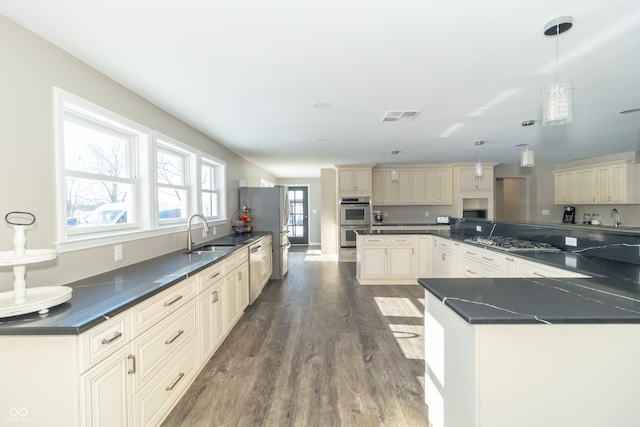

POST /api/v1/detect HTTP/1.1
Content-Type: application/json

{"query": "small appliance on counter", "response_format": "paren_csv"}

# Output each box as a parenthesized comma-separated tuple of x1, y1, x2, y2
(436, 216, 450, 225)
(562, 206, 576, 224)
(372, 210, 383, 225)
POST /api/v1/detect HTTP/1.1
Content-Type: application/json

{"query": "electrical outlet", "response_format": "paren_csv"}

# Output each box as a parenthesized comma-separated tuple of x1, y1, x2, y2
(542, 209, 550, 216)
(476, 225, 482, 232)
(565, 237, 577, 247)
(425, 211, 430, 217)
(202, 228, 207, 238)
(114, 244, 123, 262)
(213, 226, 217, 235)
(383, 211, 388, 218)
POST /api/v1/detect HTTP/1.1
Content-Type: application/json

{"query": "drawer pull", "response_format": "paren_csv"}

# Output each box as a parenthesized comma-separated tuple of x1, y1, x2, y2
(212, 290, 219, 303)
(208, 272, 220, 280)
(127, 354, 136, 374)
(505, 257, 515, 261)
(466, 269, 477, 275)
(466, 251, 476, 256)
(166, 372, 185, 391)
(165, 329, 184, 345)
(482, 256, 494, 262)
(163, 294, 183, 307)
(101, 331, 123, 345)
(532, 272, 546, 278)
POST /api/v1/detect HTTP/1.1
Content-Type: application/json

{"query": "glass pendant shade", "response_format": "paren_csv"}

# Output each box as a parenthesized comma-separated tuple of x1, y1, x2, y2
(520, 147, 535, 167)
(543, 81, 573, 126)
(474, 162, 484, 177)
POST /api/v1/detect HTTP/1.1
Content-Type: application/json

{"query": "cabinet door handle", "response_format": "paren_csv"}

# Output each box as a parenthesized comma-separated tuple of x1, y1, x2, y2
(212, 290, 218, 303)
(127, 354, 136, 374)
(208, 272, 220, 280)
(164, 294, 183, 307)
(100, 331, 122, 345)
(165, 329, 184, 345)
(442, 254, 446, 261)
(238, 271, 243, 280)
(165, 372, 185, 391)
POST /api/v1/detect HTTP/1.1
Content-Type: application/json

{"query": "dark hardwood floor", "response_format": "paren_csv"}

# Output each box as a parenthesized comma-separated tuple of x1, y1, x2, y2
(162, 247, 429, 426)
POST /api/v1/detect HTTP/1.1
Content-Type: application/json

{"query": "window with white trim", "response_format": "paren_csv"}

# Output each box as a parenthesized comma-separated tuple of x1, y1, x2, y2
(61, 107, 144, 236)
(55, 88, 227, 250)
(201, 158, 223, 219)
(156, 139, 189, 223)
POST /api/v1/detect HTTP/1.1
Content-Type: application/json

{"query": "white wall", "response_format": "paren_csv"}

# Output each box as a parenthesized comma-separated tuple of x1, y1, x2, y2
(0, 15, 276, 290)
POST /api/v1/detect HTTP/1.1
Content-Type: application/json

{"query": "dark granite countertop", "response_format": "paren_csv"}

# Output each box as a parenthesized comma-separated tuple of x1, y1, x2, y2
(419, 237, 640, 325)
(0, 232, 271, 335)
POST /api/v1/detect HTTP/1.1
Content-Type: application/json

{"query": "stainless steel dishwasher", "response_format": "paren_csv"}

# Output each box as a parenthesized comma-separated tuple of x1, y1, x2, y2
(249, 242, 262, 304)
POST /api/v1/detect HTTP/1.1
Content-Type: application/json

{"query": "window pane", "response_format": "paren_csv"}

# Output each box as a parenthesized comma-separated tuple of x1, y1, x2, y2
(202, 164, 213, 190)
(158, 188, 187, 220)
(157, 148, 184, 185)
(65, 177, 132, 228)
(64, 119, 129, 178)
(201, 192, 218, 217)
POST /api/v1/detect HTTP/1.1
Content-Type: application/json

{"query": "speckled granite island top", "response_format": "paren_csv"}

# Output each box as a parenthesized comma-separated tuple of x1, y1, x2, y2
(0, 232, 270, 335)
(419, 276, 640, 324)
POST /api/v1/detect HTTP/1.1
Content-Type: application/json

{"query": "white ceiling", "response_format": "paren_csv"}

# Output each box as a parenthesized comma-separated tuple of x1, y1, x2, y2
(1, 1, 639, 178)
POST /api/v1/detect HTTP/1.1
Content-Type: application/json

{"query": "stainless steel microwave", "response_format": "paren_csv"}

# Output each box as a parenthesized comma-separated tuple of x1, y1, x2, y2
(340, 202, 371, 226)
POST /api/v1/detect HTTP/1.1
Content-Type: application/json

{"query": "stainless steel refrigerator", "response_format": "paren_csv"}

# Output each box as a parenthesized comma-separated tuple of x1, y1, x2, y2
(239, 186, 290, 280)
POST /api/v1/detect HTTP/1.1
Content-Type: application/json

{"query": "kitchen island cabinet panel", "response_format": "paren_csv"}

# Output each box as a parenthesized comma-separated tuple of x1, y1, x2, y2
(425, 291, 640, 427)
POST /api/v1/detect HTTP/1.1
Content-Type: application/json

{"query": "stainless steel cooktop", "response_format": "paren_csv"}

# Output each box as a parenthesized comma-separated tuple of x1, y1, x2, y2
(464, 236, 561, 252)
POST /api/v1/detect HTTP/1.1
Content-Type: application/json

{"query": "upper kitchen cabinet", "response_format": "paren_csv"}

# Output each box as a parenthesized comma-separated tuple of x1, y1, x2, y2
(554, 161, 639, 204)
(426, 167, 453, 205)
(337, 165, 374, 197)
(373, 167, 426, 205)
(459, 165, 494, 192)
(554, 171, 575, 204)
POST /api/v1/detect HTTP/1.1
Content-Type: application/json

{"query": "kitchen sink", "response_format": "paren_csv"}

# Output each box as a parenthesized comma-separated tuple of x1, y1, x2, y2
(186, 243, 236, 254)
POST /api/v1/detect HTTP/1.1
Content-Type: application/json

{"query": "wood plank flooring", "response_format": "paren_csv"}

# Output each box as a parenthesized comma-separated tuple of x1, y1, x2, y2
(162, 248, 429, 426)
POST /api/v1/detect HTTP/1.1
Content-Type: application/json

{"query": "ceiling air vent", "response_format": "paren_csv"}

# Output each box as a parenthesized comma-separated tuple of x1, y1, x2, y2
(381, 110, 421, 122)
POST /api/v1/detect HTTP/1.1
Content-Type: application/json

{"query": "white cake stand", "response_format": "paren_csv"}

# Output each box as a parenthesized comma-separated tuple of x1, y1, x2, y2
(0, 212, 72, 318)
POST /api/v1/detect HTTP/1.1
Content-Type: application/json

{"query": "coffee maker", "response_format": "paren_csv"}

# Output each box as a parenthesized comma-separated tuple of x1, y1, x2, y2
(562, 206, 576, 224)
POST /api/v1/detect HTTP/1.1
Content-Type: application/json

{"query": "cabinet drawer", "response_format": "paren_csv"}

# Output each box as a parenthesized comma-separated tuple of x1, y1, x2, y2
(133, 300, 197, 391)
(133, 336, 198, 427)
(132, 278, 196, 335)
(224, 252, 240, 272)
(79, 311, 132, 372)
(236, 247, 248, 263)
(197, 262, 224, 293)
(363, 236, 387, 245)
(389, 236, 415, 245)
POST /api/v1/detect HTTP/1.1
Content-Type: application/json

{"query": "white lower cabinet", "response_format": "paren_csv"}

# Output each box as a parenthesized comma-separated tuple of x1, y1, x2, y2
(357, 235, 416, 284)
(80, 344, 133, 427)
(521, 259, 588, 278)
(417, 236, 432, 277)
(0, 245, 253, 427)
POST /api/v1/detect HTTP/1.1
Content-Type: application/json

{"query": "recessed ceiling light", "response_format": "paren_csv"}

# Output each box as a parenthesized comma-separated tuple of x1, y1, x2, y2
(391, 150, 400, 155)
(474, 141, 485, 146)
(620, 108, 640, 114)
(317, 138, 329, 143)
(313, 102, 332, 109)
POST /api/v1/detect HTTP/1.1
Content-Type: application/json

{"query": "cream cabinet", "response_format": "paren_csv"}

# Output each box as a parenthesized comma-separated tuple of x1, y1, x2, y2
(417, 236, 432, 278)
(356, 235, 416, 284)
(0, 245, 251, 427)
(459, 166, 493, 192)
(426, 168, 453, 204)
(337, 165, 373, 196)
(554, 161, 638, 205)
(462, 246, 506, 277)
(371, 169, 385, 204)
(554, 172, 575, 204)
(521, 260, 588, 278)
(433, 237, 458, 277)
(372, 168, 426, 205)
(503, 255, 522, 276)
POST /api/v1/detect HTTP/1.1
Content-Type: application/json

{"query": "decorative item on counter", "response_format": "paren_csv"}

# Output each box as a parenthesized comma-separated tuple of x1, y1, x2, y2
(0, 211, 72, 318)
(232, 206, 254, 234)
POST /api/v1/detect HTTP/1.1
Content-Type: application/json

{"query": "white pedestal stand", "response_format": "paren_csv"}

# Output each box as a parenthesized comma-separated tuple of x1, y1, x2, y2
(0, 216, 72, 318)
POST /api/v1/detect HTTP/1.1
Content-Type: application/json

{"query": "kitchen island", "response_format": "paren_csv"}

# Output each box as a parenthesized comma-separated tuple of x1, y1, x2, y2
(415, 219, 640, 427)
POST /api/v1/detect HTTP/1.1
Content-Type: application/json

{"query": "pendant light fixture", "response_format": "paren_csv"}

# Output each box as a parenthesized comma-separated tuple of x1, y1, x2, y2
(542, 16, 573, 126)
(474, 141, 484, 177)
(518, 120, 535, 167)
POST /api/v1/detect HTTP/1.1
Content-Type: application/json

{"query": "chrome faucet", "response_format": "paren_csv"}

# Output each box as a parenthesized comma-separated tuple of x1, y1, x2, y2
(187, 213, 210, 253)
(611, 208, 621, 228)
